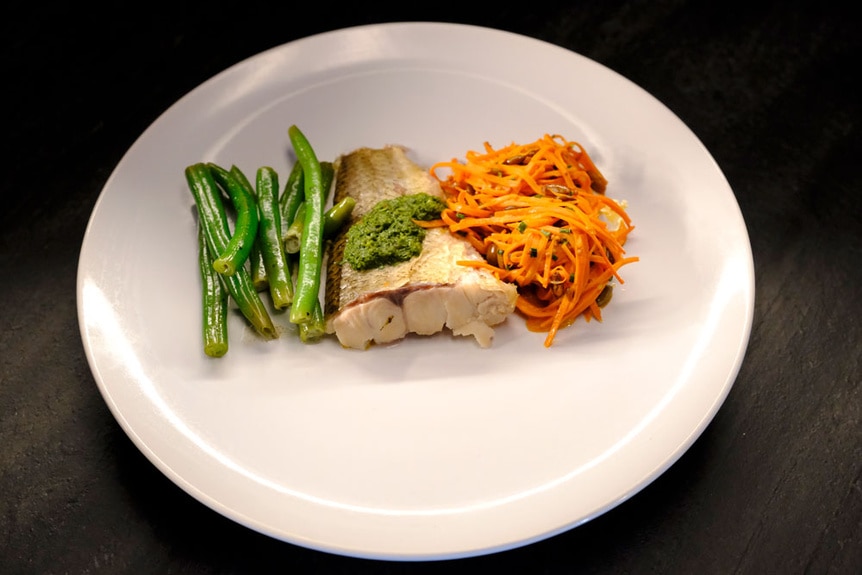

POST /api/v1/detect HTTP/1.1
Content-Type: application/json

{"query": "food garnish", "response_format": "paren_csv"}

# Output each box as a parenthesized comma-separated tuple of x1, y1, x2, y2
(342, 192, 446, 271)
(430, 134, 638, 347)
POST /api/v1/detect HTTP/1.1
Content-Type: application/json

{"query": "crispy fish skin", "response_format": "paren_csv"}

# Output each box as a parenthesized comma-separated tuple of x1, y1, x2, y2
(324, 146, 518, 349)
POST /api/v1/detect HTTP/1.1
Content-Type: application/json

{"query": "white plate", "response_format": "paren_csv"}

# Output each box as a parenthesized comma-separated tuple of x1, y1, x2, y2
(77, 22, 754, 560)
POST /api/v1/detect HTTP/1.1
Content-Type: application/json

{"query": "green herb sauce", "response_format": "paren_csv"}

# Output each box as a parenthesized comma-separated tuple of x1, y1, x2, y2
(343, 193, 447, 271)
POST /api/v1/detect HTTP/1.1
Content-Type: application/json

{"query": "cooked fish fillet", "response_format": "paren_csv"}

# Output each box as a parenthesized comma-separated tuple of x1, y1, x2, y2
(324, 145, 518, 349)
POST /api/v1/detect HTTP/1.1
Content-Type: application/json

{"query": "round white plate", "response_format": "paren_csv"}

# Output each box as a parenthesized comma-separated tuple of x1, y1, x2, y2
(77, 22, 754, 560)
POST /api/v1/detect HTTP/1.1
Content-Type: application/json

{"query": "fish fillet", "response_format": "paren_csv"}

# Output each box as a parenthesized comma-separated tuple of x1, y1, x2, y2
(324, 145, 518, 349)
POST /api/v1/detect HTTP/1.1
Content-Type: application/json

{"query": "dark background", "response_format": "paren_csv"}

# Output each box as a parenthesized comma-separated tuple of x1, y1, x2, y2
(2, 1, 859, 573)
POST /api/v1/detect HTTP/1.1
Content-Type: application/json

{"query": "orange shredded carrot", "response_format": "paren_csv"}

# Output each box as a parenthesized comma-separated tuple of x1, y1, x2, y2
(430, 134, 638, 347)
(412, 218, 446, 228)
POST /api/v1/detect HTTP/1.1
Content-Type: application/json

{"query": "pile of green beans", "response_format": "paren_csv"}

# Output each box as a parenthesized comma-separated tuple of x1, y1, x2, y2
(186, 163, 277, 350)
(185, 125, 353, 356)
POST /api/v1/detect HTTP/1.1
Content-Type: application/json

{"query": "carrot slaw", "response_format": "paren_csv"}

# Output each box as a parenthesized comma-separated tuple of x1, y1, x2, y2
(430, 134, 638, 347)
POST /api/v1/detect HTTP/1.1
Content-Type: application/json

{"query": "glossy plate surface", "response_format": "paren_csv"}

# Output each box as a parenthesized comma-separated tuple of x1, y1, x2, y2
(77, 22, 754, 560)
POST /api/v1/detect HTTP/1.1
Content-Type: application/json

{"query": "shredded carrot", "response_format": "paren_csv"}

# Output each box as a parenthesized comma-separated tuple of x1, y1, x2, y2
(430, 134, 638, 347)
(412, 218, 446, 228)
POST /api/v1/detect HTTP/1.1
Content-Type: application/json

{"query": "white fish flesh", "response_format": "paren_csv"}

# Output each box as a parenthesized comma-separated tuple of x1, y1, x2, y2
(324, 145, 518, 349)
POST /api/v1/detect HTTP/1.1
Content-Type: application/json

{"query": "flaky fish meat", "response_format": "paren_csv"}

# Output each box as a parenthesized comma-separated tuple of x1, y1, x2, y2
(324, 145, 518, 349)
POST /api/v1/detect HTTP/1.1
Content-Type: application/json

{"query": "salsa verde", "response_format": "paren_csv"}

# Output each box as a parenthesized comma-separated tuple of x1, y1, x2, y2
(343, 193, 446, 271)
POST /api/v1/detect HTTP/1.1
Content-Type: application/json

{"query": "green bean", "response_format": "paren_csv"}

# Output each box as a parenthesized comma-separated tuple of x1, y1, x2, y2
(279, 141, 333, 337)
(280, 160, 305, 241)
(218, 265, 278, 340)
(207, 163, 259, 276)
(283, 201, 305, 255)
(197, 221, 229, 357)
(284, 196, 354, 253)
(288, 256, 326, 343)
(298, 292, 326, 343)
(320, 160, 335, 203)
(230, 166, 269, 291)
(287, 125, 326, 326)
(256, 166, 294, 310)
(280, 153, 330, 340)
(323, 196, 356, 237)
(281, 160, 335, 244)
(185, 163, 277, 340)
(283, 162, 336, 254)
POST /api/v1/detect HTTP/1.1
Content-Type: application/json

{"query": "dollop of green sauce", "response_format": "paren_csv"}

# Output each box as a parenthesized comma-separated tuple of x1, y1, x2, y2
(343, 193, 446, 271)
